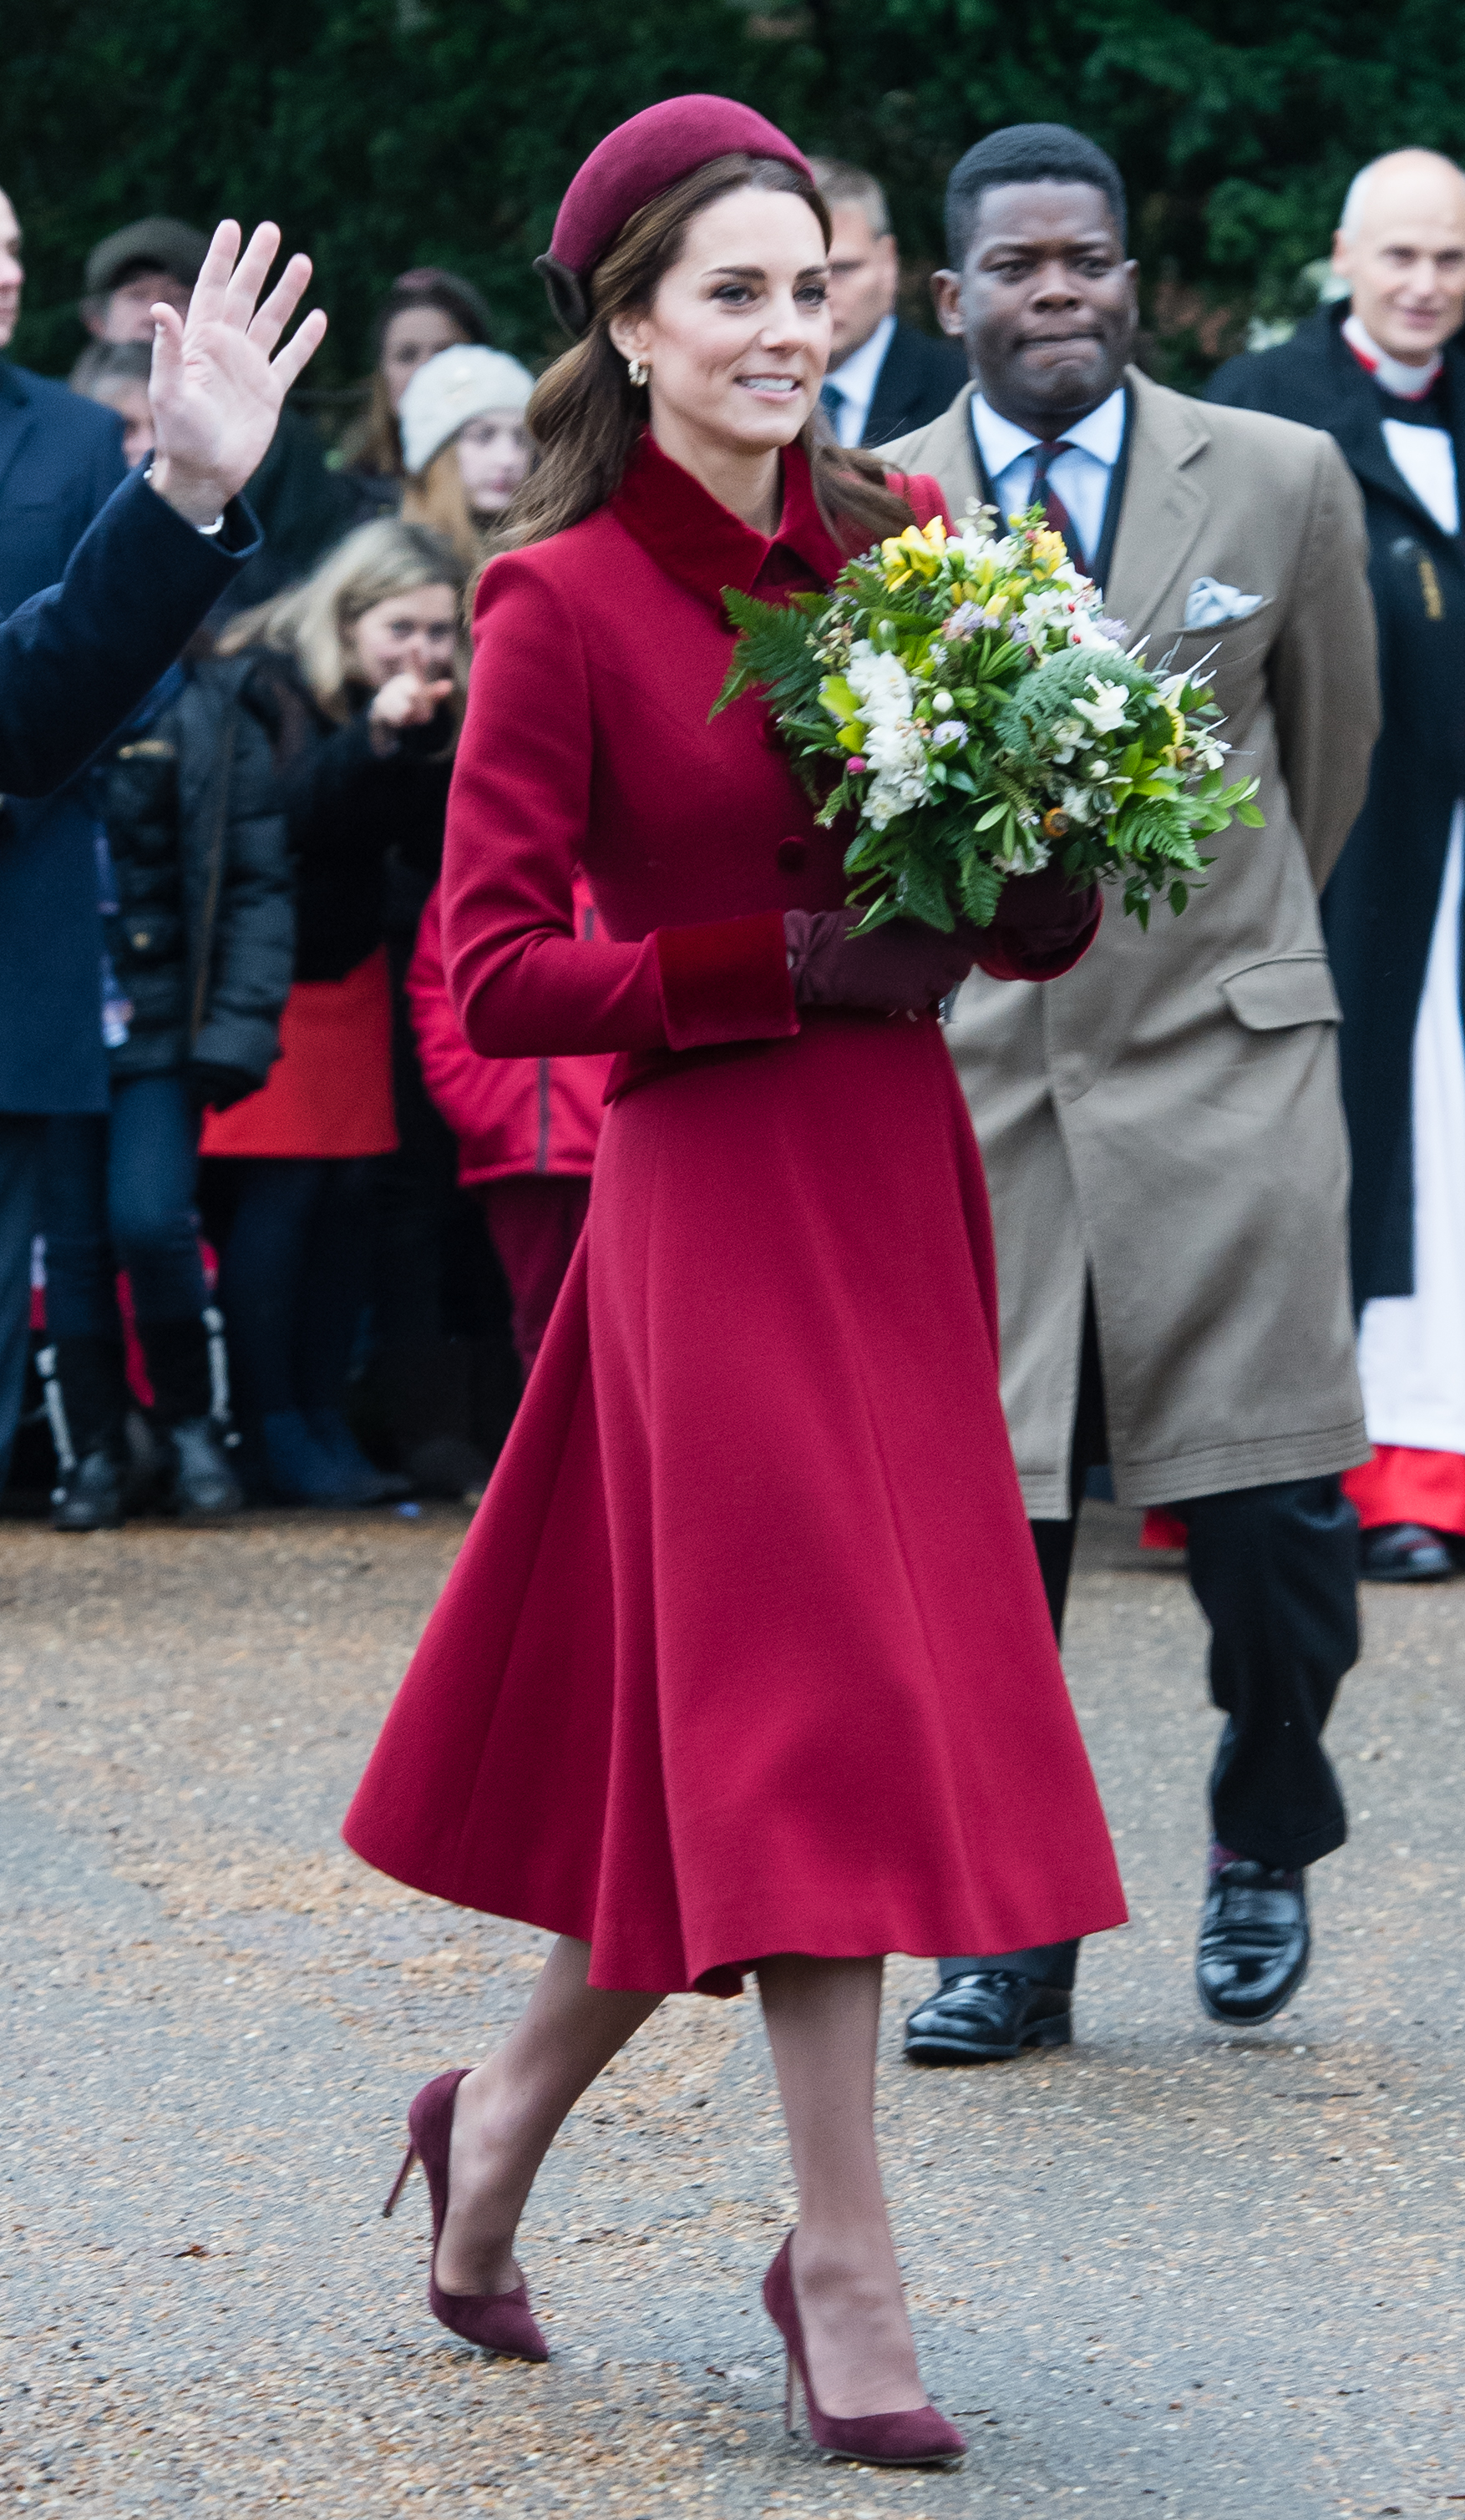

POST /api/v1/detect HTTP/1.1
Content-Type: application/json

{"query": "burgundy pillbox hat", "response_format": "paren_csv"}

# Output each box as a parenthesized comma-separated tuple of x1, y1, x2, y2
(535, 94, 813, 337)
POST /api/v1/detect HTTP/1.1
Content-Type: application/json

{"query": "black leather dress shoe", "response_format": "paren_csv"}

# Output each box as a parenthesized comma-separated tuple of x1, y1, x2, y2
(904, 1971, 1072, 2065)
(1196, 1860, 1309, 2027)
(1359, 1522, 1454, 1582)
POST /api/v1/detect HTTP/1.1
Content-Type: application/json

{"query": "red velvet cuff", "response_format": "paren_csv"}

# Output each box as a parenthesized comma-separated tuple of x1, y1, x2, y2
(653, 911, 798, 1050)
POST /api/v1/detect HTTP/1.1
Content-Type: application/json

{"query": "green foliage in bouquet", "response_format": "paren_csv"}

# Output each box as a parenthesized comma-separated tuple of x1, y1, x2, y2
(713, 508, 1264, 934)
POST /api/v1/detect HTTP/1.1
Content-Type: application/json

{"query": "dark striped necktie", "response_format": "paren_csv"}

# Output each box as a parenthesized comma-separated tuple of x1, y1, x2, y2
(1028, 438, 1085, 569)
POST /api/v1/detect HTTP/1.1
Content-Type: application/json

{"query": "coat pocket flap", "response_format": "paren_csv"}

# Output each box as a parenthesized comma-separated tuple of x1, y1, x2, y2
(1219, 953, 1341, 1030)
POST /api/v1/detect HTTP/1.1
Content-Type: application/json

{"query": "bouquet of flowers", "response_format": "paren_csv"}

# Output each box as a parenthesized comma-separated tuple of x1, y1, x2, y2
(712, 507, 1263, 930)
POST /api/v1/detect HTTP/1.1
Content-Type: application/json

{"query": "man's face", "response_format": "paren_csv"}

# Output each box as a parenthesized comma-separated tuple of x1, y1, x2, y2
(0, 190, 24, 351)
(1333, 162, 1465, 364)
(933, 180, 1138, 432)
(824, 202, 899, 367)
(90, 267, 193, 344)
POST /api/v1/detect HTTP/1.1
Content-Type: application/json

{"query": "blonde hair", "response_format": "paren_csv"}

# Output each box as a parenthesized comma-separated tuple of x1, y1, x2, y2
(217, 518, 469, 722)
(401, 444, 482, 573)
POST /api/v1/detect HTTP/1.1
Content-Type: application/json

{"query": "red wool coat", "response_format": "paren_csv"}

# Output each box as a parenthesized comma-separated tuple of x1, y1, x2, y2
(408, 878, 610, 1185)
(343, 432, 1125, 1994)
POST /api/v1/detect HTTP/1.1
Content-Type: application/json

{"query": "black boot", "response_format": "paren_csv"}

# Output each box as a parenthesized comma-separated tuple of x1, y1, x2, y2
(40, 1337, 129, 1532)
(139, 1308, 243, 1520)
(369, 1337, 495, 1499)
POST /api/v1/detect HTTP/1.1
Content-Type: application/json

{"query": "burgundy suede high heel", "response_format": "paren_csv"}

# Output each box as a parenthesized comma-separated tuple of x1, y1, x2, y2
(762, 2233, 965, 2467)
(383, 2067, 549, 2361)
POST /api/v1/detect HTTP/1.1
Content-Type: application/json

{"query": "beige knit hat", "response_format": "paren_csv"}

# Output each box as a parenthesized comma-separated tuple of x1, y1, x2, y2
(399, 345, 535, 476)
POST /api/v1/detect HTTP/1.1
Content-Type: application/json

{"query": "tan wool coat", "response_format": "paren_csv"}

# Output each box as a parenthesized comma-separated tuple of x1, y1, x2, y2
(879, 369, 1381, 1514)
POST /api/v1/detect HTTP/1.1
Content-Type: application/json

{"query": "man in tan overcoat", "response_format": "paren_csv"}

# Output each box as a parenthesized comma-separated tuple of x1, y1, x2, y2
(884, 124, 1381, 2064)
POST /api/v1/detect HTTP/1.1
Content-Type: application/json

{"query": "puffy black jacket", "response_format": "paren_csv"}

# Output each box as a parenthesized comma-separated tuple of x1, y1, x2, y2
(99, 655, 293, 1098)
(241, 651, 455, 982)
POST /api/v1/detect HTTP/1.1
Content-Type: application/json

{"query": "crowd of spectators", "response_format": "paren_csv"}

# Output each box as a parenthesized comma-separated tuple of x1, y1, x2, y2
(0, 202, 601, 1525)
(0, 171, 950, 1529)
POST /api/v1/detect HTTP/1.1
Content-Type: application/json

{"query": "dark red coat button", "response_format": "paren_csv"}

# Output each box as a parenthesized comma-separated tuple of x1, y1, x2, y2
(777, 837, 809, 873)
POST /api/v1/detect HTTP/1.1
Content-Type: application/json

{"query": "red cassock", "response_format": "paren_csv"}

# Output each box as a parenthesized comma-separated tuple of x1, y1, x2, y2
(343, 433, 1127, 1995)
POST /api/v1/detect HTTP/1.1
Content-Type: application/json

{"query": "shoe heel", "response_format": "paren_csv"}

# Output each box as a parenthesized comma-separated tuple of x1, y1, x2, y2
(1033, 2013, 1072, 2050)
(382, 2139, 418, 2219)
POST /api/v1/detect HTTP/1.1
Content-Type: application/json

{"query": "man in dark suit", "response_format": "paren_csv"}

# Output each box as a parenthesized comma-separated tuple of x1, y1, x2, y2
(0, 205, 326, 1489)
(1208, 149, 1465, 1587)
(808, 159, 968, 448)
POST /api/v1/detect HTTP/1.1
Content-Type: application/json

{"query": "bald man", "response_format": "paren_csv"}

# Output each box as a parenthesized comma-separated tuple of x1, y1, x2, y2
(1210, 151, 1465, 1586)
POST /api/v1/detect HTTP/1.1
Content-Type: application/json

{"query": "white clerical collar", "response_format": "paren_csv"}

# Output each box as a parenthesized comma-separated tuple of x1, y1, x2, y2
(1343, 312, 1443, 402)
(827, 311, 897, 406)
(970, 383, 1127, 476)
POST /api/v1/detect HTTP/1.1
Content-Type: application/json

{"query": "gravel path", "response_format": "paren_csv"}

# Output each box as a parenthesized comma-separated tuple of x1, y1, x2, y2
(1, 1501, 1460, 2517)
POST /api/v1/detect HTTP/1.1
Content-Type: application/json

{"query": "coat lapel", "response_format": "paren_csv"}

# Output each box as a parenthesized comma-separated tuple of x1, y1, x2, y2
(1103, 369, 1210, 641)
(0, 364, 35, 508)
(1317, 311, 1464, 543)
(915, 387, 982, 520)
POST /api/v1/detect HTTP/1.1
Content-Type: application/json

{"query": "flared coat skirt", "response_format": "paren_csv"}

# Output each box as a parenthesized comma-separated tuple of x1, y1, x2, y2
(343, 1010, 1127, 1991)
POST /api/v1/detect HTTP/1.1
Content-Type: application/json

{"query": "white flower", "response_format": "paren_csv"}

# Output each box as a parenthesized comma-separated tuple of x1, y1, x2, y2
(930, 717, 969, 751)
(845, 640, 914, 726)
(1061, 784, 1097, 824)
(1071, 676, 1132, 736)
(846, 640, 930, 826)
(1067, 611, 1123, 650)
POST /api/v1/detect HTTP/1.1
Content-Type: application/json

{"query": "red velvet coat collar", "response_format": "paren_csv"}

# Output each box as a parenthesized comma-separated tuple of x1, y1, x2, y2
(610, 429, 849, 611)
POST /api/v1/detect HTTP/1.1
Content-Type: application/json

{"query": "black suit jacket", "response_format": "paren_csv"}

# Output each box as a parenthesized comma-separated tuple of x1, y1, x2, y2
(0, 433, 260, 1112)
(861, 322, 970, 449)
(1208, 304, 1465, 1304)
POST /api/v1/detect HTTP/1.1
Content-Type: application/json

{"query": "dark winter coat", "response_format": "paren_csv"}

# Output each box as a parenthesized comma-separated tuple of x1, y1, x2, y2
(860, 321, 970, 448)
(1207, 305, 1464, 1306)
(0, 363, 125, 1114)
(0, 464, 261, 802)
(98, 656, 294, 1097)
(241, 652, 454, 981)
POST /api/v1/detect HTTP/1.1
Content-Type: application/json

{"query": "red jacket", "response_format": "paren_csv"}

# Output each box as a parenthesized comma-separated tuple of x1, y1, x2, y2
(407, 878, 610, 1182)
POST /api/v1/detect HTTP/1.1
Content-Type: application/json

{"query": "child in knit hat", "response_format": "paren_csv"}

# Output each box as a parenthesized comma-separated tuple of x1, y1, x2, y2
(399, 343, 535, 567)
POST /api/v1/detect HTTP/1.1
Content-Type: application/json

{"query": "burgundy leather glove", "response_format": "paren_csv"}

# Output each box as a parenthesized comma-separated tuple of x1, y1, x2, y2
(990, 862, 1100, 956)
(783, 909, 978, 1014)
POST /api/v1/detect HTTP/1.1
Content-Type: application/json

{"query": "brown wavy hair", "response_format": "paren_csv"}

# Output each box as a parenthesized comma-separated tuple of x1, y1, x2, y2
(489, 153, 915, 564)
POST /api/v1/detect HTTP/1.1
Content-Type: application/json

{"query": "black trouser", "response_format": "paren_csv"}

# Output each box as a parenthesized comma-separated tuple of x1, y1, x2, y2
(940, 1293, 1359, 1994)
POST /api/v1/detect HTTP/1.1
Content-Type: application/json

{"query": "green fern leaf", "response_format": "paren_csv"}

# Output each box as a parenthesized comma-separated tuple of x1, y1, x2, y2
(710, 589, 825, 721)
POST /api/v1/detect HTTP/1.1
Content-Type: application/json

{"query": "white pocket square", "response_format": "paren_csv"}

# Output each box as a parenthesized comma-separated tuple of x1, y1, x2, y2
(1183, 575, 1267, 629)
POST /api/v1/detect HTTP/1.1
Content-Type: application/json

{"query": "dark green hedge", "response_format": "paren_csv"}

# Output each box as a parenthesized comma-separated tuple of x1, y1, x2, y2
(6, 0, 1463, 395)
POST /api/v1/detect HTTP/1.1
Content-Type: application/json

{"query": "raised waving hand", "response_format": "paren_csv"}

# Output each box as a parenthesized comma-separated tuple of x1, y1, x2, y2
(146, 220, 328, 528)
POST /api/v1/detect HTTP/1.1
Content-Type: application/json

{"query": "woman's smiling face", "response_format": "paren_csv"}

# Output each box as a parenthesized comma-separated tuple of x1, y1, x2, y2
(611, 185, 832, 461)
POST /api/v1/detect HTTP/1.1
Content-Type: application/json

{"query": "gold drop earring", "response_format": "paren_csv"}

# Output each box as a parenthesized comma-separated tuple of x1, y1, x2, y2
(627, 356, 651, 387)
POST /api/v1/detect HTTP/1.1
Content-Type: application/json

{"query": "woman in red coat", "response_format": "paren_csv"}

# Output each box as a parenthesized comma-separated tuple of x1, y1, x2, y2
(345, 97, 1125, 2466)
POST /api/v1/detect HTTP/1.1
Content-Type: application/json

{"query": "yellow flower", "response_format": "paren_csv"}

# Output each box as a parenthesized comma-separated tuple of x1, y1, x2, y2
(1029, 528, 1067, 570)
(879, 520, 946, 585)
(819, 675, 866, 750)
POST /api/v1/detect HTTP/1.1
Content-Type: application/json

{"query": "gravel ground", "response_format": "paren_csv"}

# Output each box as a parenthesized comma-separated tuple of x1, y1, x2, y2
(1, 1500, 1461, 2519)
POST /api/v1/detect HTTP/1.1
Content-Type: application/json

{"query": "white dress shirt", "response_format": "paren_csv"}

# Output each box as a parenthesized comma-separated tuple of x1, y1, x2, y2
(969, 385, 1127, 568)
(822, 312, 897, 448)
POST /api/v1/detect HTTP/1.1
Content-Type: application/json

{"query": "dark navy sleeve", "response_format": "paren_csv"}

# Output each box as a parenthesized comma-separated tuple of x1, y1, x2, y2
(0, 467, 261, 799)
